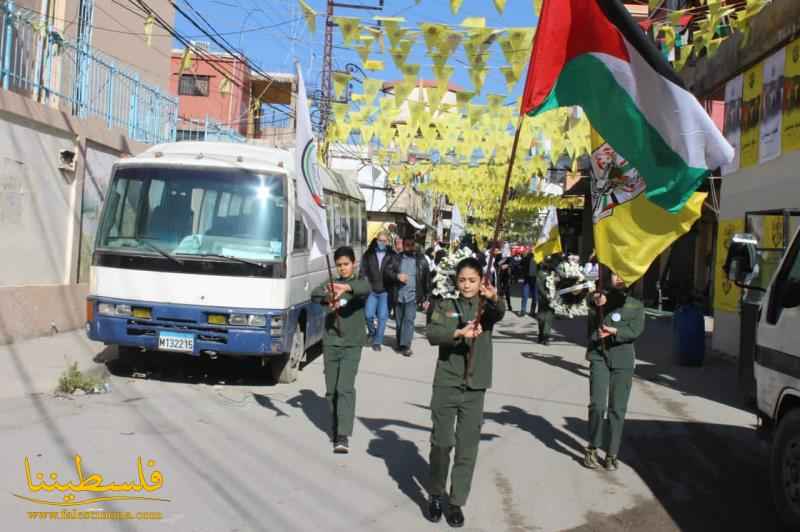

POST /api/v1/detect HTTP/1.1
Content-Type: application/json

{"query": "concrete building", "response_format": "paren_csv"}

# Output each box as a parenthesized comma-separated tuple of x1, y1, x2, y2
(0, 0, 176, 343)
(679, 0, 800, 363)
(169, 47, 295, 143)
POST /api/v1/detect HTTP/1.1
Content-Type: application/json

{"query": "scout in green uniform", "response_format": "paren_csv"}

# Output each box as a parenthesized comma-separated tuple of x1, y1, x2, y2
(535, 258, 555, 345)
(311, 246, 370, 454)
(583, 271, 645, 471)
(425, 257, 506, 528)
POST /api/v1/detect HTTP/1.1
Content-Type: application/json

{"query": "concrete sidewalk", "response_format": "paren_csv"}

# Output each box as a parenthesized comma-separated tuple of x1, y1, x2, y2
(0, 330, 107, 400)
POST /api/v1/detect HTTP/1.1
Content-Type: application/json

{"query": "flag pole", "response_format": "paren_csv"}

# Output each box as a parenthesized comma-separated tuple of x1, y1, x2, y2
(465, 113, 526, 380)
(325, 253, 342, 336)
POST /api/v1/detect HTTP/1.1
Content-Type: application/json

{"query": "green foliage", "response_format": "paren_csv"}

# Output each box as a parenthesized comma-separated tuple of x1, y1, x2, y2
(56, 362, 105, 394)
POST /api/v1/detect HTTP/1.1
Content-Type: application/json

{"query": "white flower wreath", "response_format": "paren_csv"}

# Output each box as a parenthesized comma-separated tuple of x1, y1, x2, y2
(542, 255, 596, 318)
(431, 247, 475, 300)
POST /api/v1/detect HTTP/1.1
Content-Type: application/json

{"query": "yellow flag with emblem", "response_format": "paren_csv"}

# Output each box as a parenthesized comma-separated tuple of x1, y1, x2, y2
(533, 207, 562, 263)
(590, 129, 707, 285)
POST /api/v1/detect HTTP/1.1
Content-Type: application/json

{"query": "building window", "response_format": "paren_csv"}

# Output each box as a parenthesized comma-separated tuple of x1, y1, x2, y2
(178, 75, 210, 96)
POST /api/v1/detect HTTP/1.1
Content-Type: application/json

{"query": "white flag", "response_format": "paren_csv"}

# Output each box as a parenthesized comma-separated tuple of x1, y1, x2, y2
(295, 63, 331, 261)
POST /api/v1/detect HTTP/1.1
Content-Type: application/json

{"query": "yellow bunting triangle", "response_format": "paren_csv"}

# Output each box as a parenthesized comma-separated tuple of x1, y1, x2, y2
(450, 0, 463, 15)
(401, 63, 420, 80)
(219, 76, 231, 95)
(461, 17, 486, 29)
(298, 0, 316, 34)
(354, 39, 373, 63)
(420, 23, 448, 56)
(332, 71, 351, 99)
(468, 104, 485, 127)
(179, 47, 193, 74)
(533, 0, 543, 15)
(334, 16, 360, 46)
(331, 102, 349, 123)
(673, 44, 693, 71)
(469, 66, 487, 95)
(363, 60, 384, 71)
(363, 78, 382, 104)
(493, 0, 507, 15)
(433, 64, 454, 88)
(144, 15, 156, 47)
(487, 94, 505, 114)
(456, 91, 474, 113)
(393, 79, 415, 106)
(500, 66, 520, 93)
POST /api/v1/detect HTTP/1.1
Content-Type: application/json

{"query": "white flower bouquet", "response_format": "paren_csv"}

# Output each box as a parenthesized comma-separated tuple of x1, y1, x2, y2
(431, 247, 475, 300)
(542, 255, 596, 318)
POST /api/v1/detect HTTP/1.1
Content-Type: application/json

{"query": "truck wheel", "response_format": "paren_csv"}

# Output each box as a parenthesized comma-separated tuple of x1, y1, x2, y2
(271, 326, 304, 384)
(771, 409, 800, 528)
(114, 346, 138, 369)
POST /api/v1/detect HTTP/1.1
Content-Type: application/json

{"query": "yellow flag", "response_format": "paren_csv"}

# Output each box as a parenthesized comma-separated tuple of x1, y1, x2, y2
(493, 0, 507, 15)
(533, 207, 562, 263)
(298, 0, 316, 34)
(363, 78, 382, 104)
(363, 59, 384, 71)
(420, 23, 448, 56)
(335, 16, 360, 46)
(591, 129, 707, 285)
(144, 15, 156, 47)
(456, 91, 474, 113)
(219, 76, 231, 95)
(393, 79, 415, 106)
(450, 0, 463, 15)
(461, 17, 486, 29)
(500, 66, 519, 93)
(179, 47, 193, 74)
(332, 71, 351, 99)
(401, 63, 420, 80)
(469, 66, 487, 95)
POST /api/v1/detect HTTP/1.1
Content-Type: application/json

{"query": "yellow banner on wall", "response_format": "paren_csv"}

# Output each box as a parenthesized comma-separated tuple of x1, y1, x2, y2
(713, 219, 744, 313)
(740, 63, 763, 168)
(783, 38, 800, 154)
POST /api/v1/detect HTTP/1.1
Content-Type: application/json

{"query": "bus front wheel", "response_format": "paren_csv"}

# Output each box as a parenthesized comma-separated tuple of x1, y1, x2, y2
(771, 409, 800, 529)
(271, 326, 304, 383)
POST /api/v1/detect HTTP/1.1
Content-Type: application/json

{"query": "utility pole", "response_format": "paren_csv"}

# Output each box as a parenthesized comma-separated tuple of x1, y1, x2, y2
(320, 1, 384, 134)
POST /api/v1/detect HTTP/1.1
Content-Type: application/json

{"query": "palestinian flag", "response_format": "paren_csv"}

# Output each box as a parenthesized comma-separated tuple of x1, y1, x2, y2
(520, 0, 733, 213)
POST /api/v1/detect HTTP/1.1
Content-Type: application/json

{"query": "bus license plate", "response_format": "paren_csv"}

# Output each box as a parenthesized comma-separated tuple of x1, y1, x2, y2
(157, 332, 194, 353)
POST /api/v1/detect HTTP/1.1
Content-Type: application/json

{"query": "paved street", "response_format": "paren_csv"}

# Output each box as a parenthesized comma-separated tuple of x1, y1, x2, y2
(0, 300, 786, 532)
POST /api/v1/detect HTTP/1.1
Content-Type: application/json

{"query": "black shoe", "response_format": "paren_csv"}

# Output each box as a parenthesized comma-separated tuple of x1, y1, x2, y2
(542, 338, 551, 346)
(333, 436, 349, 454)
(427, 495, 443, 523)
(371, 344, 382, 352)
(402, 348, 413, 357)
(604, 455, 619, 471)
(446, 505, 464, 528)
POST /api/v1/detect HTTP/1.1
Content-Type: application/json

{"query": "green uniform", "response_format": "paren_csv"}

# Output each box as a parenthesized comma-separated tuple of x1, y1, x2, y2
(311, 275, 370, 437)
(535, 269, 554, 341)
(426, 295, 505, 506)
(586, 291, 645, 456)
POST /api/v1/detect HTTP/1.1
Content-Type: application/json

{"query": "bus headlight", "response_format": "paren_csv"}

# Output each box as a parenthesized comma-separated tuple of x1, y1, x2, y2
(228, 314, 248, 326)
(248, 315, 267, 327)
(98, 303, 131, 316)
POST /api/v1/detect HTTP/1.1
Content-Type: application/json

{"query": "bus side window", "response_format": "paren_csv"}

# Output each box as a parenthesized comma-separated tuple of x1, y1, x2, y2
(360, 202, 367, 246)
(294, 183, 309, 252)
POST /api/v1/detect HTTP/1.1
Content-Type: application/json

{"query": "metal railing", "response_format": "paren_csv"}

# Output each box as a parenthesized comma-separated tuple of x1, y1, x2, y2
(175, 115, 246, 143)
(0, 1, 177, 144)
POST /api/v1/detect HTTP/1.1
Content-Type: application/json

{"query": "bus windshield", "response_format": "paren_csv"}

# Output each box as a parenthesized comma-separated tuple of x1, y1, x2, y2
(96, 166, 286, 263)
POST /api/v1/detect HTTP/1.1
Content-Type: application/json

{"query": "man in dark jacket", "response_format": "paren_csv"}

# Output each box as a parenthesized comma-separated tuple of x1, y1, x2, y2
(519, 247, 538, 317)
(360, 232, 396, 352)
(385, 237, 432, 356)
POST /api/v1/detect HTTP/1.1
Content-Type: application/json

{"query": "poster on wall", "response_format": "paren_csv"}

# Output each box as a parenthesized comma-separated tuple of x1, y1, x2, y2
(760, 48, 785, 164)
(740, 63, 763, 168)
(722, 75, 743, 175)
(782, 37, 800, 154)
(714, 219, 744, 313)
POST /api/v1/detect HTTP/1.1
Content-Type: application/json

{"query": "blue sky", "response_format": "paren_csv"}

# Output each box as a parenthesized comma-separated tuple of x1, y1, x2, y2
(173, 0, 539, 104)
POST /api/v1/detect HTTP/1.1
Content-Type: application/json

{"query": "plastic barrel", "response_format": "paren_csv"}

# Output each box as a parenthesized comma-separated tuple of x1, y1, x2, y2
(672, 304, 706, 366)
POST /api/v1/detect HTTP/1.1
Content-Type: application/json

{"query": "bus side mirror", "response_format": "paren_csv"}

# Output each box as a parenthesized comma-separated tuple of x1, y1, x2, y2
(724, 233, 759, 286)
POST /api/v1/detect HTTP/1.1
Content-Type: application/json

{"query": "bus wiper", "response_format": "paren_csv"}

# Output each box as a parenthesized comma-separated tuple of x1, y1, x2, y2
(106, 237, 184, 265)
(139, 239, 185, 265)
(189, 253, 268, 269)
